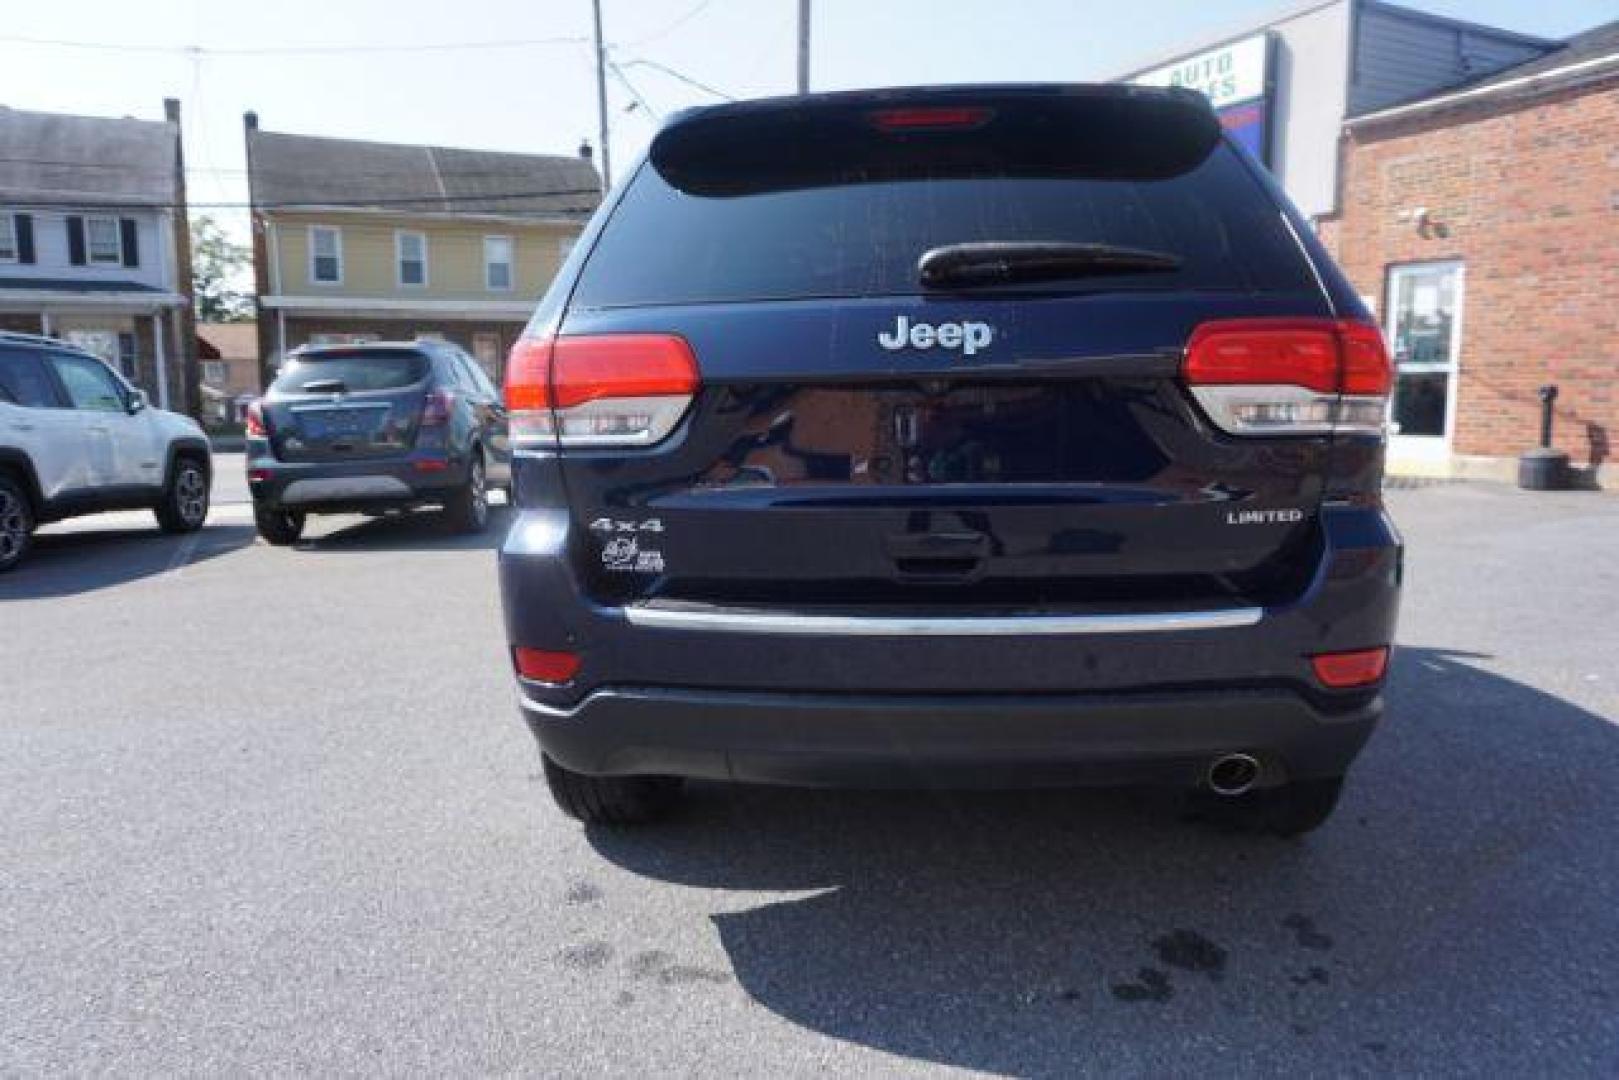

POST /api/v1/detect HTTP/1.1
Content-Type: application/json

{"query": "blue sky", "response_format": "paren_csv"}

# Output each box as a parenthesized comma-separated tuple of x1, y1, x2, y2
(3, 0, 1611, 235)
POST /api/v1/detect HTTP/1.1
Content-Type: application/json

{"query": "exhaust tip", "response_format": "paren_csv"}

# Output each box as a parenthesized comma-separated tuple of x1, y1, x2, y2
(1206, 753, 1261, 796)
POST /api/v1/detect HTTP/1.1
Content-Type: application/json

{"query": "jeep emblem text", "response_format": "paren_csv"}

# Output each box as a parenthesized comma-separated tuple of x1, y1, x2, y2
(877, 315, 994, 357)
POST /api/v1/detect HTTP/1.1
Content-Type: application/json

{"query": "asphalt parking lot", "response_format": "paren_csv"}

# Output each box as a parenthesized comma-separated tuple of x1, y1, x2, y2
(3, 462, 1617, 1075)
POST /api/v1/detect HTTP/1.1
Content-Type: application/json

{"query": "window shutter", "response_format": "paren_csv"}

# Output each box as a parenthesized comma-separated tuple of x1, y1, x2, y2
(67, 216, 86, 265)
(120, 218, 140, 267)
(14, 214, 34, 264)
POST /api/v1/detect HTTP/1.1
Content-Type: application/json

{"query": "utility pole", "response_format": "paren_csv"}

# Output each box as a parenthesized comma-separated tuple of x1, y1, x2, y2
(796, 0, 811, 94)
(592, 0, 612, 189)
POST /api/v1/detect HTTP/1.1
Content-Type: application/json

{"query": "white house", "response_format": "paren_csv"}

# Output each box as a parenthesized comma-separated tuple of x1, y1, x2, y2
(0, 100, 197, 413)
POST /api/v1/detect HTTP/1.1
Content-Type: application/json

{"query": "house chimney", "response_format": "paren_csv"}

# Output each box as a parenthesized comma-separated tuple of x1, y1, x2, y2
(578, 139, 594, 162)
(164, 97, 181, 124)
(244, 110, 259, 131)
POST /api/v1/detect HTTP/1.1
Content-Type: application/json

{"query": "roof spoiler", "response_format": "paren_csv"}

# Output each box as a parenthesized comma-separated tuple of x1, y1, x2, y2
(649, 84, 1221, 198)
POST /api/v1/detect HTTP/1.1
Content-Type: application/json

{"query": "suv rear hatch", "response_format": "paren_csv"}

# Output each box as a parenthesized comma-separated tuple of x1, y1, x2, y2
(516, 87, 1380, 614)
(262, 347, 431, 462)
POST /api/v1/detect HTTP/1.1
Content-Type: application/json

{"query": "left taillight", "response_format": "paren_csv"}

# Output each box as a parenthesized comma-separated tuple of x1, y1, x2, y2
(504, 333, 699, 449)
(420, 387, 455, 427)
(244, 399, 266, 438)
(1183, 318, 1392, 436)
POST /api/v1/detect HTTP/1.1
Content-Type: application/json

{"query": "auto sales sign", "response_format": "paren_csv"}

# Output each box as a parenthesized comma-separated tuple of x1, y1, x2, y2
(1131, 33, 1274, 164)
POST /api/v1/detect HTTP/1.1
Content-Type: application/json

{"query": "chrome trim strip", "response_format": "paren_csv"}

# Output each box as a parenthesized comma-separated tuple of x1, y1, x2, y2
(517, 691, 579, 719)
(623, 606, 1263, 636)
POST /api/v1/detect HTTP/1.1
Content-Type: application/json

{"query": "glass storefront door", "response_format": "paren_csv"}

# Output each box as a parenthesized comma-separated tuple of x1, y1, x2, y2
(1385, 262, 1464, 456)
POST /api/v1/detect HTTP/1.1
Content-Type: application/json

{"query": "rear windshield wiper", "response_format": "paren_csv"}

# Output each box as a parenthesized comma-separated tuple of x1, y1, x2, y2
(300, 378, 348, 394)
(918, 242, 1183, 289)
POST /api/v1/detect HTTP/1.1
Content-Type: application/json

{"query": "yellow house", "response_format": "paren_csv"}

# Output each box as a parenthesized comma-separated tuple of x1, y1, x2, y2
(244, 113, 601, 383)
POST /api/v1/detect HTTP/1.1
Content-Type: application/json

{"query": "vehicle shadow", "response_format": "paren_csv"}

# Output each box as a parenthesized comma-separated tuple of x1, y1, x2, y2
(585, 648, 1619, 1075)
(295, 505, 513, 553)
(0, 524, 256, 601)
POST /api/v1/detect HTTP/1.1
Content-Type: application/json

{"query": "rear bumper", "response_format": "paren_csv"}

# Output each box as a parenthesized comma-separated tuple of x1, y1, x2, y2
(501, 503, 1401, 787)
(247, 442, 472, 512)
(522, 685, 1380, 788)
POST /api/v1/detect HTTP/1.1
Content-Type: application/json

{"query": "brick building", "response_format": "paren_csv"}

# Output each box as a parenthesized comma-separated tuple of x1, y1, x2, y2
(1324, 22, 1619, 484)
(1106, 1, 1556, 224)
(195, 321, 261, 426)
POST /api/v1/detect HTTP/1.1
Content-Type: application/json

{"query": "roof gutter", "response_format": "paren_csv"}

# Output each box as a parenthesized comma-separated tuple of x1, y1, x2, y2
(1348, 50, 1619, 128)
(0, 290, 185, 310)
(254, 204, 590, 227)
(256, 295, 535, 319)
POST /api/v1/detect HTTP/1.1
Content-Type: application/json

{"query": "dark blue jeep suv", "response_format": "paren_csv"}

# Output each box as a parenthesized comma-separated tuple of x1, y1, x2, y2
(498, 85, 1402, 834)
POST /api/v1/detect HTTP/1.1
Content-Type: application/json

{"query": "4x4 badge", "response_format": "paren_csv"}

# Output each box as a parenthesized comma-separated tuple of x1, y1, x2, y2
(589, 517, 664, 534)
(877, 315, 994, 357)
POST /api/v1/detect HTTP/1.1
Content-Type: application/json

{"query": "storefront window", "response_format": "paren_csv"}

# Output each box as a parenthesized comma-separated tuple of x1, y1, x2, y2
(1386, 262, 1463, 440)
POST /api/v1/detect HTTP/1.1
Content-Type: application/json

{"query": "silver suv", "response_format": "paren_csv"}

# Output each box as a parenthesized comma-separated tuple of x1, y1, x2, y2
(0, 332, 212, 571)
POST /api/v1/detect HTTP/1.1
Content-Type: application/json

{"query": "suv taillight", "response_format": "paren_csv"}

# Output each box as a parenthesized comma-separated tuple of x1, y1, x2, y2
(244, 399, 266, 438)
(1183, 318, 1392, 435)
(420, 388, 454, 427)
(505, 334, 699, 448)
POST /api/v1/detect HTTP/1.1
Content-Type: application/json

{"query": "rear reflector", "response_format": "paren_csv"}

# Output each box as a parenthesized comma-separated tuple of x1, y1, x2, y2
(868, 106, 995, 132)
(1184, 318, 1392, 435)
(505, 334, 699, 449)
(513, 647, 581, 685)
(1310, 647, 1390, 689)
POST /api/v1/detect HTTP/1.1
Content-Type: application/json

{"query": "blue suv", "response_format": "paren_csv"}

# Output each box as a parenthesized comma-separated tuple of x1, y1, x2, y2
(497, 85, 1402, 834)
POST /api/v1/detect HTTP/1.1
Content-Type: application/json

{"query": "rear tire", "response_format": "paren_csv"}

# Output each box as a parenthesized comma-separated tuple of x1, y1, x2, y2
(155, 455, 210, 534)
(1186, 776, 1345, 837)
(444, 451, 490, 534)
(0, 474, 35, 572)
(542, 755, 683, 825)
(254, 507, 306, 546)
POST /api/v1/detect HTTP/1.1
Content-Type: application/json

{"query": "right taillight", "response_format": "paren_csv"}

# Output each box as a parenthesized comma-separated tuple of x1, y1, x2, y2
(1183, 318, 1391, 436)
(244, 399, 266, 438)
(505, 333, 699, 449)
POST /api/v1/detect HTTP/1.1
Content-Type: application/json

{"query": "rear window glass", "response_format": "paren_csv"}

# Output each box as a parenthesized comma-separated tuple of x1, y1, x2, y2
(572, 143, 1313, 307)
(271, 351, 429, 393)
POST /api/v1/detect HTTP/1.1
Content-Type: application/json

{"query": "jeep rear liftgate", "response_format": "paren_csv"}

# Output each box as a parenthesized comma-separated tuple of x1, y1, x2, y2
(507, 87, 1383, 612)
(501, 85, 1401, 831)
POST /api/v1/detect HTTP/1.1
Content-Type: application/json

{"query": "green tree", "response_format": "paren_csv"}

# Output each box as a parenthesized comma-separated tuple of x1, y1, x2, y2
(190, 214, 253, 322)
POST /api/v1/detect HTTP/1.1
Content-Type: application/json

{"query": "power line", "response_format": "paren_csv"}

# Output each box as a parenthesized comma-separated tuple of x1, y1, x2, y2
(0, 189, 603, 212)
(0, 156, 598, 181)
(619, 58, 735, 101)
(622, 0, 714, 48)
(607, 61, 662, 122)
(0, 32, 587, 57)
